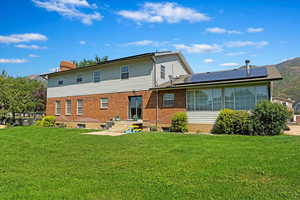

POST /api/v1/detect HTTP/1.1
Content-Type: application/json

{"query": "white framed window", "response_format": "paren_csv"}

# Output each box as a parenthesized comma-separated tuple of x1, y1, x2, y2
(100, 98, 108, 109)
(76, 75, 83, 83)
(121, 66, 129, 80)
(163, 93, 175, 107)
(65, 100, 72, 115)
(93, 71, 101, 82)
(77, 99, 83, 115)
(161, 65, 166, 79)
(55, 101, 61, 115)
(58, 79, 64, 85)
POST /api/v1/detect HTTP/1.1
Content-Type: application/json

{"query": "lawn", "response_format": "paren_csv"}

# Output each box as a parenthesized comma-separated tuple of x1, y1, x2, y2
(0, 127, 299, 200)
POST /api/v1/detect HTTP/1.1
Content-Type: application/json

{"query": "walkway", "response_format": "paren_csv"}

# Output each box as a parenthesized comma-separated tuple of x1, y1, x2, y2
(285, 125, 300, 136)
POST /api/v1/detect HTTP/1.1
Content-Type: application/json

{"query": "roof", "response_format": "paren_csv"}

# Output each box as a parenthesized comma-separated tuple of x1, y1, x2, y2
(155, 66, 282, 89)
(41, 51, 193, 77)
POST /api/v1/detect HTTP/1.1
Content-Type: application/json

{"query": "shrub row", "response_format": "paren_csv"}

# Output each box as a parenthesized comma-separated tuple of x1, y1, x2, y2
(212, 101, 291, 136)
(35, 116, 56, 127)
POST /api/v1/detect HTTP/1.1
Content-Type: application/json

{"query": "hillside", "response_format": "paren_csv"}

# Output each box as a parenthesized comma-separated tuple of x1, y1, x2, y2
(268, 57, 300, 103)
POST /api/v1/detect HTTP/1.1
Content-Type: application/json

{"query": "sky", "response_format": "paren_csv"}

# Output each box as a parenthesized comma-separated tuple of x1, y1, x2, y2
(0, 0, 299, 76)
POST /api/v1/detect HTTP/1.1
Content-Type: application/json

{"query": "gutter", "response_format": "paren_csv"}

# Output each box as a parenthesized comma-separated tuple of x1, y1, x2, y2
(151, 56, 159, 128)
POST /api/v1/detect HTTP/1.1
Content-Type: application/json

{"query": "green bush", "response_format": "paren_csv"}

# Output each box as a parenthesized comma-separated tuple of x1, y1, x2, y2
(171, 112, 188, 132)
(212, 109, 252, 135)
(36, 116, 56, 127)
(251, 101, 291, 136)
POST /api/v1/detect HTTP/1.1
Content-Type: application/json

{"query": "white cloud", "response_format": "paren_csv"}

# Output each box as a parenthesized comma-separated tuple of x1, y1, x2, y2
(226, 41, 269, 48)
(247, 27, 264, 33)
(32, 0, 102, 25)
(15, 44, 47, 49)
(203, 58, 214, 63)
(206, 27, 241, 34)
(0, 33, 47, 44)
(125, 40, 158, 46)
(174, 43, 222, 53)
(226, 51, 246, 56)
(28, 54, 40, 58)
(220, 62, 239, 67)
(79, 40, 86, 45)
(117, 2, 210, 24)
(0, 58, 27, 63)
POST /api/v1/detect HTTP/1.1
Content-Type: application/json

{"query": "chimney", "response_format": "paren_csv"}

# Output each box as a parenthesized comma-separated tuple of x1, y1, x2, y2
(245, 60, 251, 76)
(60, 61, 76, 72)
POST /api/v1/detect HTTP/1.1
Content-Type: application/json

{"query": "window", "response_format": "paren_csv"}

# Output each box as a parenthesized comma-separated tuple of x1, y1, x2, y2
(77, 124, 86, 128)
(58, 79, 64, 85)
(55, 101, 61, 115)
(76, 75, 83, 83)
(163, 93, 175, 107)
(65, 100, 72, 115)
(121, 66, 129, 79)
(161, 65, 166, 79)
(100, 98, 108, 109)
(77, 99, 83, 115)
(93, 71, 101, 82)
(187, 85, 269, 111)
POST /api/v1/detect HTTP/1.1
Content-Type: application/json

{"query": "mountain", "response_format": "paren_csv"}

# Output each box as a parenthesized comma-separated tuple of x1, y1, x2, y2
(267, 57, 300, 104)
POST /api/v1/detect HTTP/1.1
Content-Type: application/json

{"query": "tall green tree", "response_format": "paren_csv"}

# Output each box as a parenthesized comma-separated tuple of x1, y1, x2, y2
(0, 75, 45, 120)
(73, 55, 108, 68)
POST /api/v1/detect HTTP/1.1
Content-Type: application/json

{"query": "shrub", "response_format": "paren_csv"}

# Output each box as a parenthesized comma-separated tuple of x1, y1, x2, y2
(36, 116, 56, 127)
(212, 109, 252, 135)
(251, 101, 291, 136)
(171, 112, 188, 132)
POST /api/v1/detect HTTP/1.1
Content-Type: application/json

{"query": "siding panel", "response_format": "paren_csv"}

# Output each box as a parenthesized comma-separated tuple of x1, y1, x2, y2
(47, 60, 153, 98)
(187, 111, 219, 124)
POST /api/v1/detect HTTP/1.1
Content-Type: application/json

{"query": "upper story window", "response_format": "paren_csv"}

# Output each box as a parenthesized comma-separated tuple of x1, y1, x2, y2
(163, 93, 175, 107)
(93, 71, 101, 82)
(65, 100, 72, 115)
(55, 101, 61, 115)
(77, 99, 83, 115)
(58, 79, 64, 85)
(161, 65, 166, 79)
(121, 66, 129, 80)
(100, 98, 108, 109)
(76, 75, 83, 83)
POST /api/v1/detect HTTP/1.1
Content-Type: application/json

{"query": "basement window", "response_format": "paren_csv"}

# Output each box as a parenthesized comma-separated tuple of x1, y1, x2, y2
(77, 124, 86, 128)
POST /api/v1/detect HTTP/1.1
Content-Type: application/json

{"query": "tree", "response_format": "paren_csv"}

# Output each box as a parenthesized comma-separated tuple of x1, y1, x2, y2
(0, 75, 45, 121)
(73, 55, 108, 68)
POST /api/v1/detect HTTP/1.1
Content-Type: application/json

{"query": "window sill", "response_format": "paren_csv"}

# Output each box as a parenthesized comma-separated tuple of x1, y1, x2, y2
(100, 108, 108, 110)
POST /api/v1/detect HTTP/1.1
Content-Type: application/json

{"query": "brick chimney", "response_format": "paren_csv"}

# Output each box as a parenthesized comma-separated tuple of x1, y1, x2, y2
(60, 61, 76, 72)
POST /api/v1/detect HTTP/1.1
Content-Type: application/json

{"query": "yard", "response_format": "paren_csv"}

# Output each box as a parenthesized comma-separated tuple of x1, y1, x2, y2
(0, 127, 300, 200)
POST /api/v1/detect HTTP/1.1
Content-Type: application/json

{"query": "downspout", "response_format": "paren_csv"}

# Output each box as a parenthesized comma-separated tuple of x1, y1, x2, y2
(151, 55, 159, 128)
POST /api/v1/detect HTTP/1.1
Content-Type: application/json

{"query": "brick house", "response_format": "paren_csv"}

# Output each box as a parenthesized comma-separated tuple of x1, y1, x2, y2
(41, 51, 282, 132)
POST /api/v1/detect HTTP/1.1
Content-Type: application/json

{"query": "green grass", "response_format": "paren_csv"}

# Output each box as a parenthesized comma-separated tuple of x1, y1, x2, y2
(0, 127, 300, 200)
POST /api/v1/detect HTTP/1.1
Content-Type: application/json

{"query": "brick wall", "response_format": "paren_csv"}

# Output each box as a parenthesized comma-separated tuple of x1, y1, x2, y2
(296, 115, 300, 125)
(46, 89, 187, 125)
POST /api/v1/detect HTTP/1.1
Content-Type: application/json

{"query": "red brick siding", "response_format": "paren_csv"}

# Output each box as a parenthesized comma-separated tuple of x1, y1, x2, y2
(46, 89, 187, 125)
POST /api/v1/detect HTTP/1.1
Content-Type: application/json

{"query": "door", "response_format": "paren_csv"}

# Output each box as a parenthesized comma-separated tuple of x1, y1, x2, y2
(128, 96, 142, 120)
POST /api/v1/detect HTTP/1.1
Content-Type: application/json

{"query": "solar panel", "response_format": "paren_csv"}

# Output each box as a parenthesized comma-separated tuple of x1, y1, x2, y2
(188, 67, 268, 84)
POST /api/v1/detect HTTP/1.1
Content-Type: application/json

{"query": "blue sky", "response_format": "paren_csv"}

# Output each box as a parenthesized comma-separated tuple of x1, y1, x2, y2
(1, 0, 299, 76)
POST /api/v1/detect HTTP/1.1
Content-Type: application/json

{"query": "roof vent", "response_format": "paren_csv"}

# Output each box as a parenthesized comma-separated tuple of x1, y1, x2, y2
(245, 60, 251, 76)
